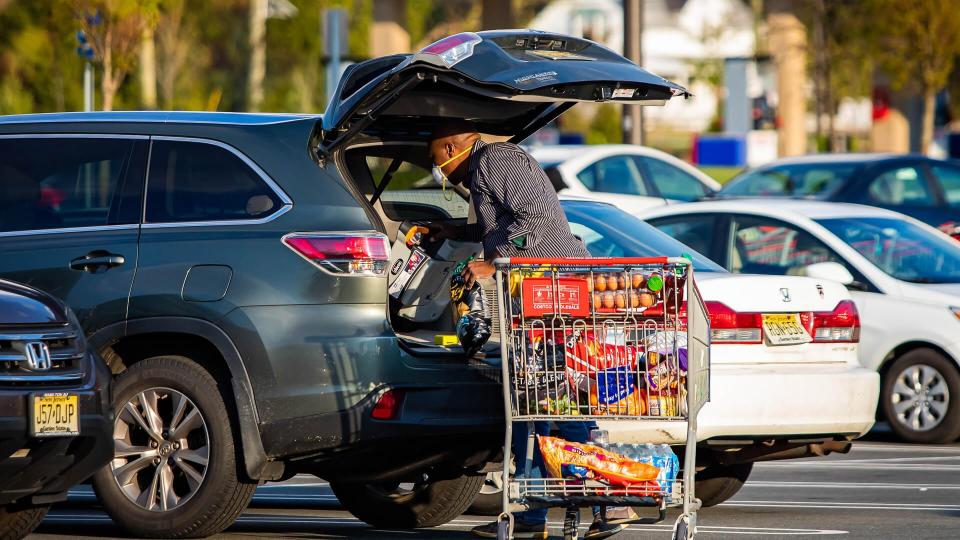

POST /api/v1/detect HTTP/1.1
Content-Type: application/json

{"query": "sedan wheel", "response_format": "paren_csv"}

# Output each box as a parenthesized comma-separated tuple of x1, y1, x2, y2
(111, 387, 209, 511)
(889, 364, 949, 433)
(882, 350, 960, 444)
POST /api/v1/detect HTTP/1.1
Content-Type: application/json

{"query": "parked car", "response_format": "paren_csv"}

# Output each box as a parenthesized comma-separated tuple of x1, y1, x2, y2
(468, 198, 879, 514)
(528, 144, 721, 214)
(0, 30, 696, 537)
(640, 199, 960, 444)
(0, 279, 113, 540)
(717, 154, 960, 240)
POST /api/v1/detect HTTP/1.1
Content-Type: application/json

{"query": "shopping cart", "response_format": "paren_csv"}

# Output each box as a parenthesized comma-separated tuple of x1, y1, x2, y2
(491, 257, 711, 540)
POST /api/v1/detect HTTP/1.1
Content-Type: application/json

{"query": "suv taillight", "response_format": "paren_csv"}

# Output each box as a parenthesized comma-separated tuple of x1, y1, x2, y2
(416, 32, 482, 67)
(704, 301, 762, 344)
(283, 233, 390, 276)
(807, 300, 860, 343)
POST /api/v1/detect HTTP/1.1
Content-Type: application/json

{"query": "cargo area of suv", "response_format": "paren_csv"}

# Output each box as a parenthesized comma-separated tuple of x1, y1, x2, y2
(321, 31, 689, 353)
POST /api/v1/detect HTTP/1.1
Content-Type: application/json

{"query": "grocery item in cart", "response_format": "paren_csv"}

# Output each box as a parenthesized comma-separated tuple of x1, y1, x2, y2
(601, 443, 679, 494)
(538, 435, 661, 487)
(588, 366, 646, 415)
(451, 257, 491, 357)
(514, 334, 571, 415)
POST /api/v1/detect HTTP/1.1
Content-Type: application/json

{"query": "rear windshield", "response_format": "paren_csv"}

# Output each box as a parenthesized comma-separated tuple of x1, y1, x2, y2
(561, 201, 725, 272)
(722, 162, 856, 198)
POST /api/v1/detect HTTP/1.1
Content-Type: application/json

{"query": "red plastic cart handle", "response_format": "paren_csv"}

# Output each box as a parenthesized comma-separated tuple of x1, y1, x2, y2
(498, 256, 671, 266)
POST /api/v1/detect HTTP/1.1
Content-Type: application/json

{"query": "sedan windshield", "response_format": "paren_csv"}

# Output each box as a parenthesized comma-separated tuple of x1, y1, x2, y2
(721, 162, 857, 198)
(817, 217, 960, 283)
(560, 201, 725, 273)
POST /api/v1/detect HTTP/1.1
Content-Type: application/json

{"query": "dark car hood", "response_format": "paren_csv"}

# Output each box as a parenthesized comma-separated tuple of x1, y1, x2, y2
(0, 279, 69, 325)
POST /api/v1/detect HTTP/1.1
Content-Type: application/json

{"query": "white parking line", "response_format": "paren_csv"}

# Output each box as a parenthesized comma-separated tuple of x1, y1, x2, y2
(744, 481, 960, 490)
(757, 462, 960, 471)
(723, 500, 960, 511)
(848, 443, 960, 453)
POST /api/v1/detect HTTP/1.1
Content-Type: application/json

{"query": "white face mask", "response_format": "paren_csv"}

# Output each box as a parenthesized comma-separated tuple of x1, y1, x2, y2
(432, 145, 473, 188)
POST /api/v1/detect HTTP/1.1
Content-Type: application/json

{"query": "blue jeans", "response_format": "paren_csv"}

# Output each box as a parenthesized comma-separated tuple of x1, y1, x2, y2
(514, 420, 599, 525)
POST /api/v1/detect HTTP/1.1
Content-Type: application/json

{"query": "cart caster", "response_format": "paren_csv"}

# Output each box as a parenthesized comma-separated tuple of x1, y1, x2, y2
(497, 512, 513, 540)
(672, 515, 694, 540)
(562, 507, 581, 540)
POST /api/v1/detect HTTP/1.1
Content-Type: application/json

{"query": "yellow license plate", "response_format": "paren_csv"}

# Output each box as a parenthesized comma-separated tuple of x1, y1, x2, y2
(31, 393, 80, 438)
(761, 313, 812, 346)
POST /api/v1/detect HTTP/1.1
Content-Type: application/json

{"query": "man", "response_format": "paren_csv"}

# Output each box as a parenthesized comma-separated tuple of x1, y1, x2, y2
(428, 121, 623, 540)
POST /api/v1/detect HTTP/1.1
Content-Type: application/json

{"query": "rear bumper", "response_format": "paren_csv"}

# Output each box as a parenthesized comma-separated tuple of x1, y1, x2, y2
(602, 363, 879, 444)
(263, 378, 504, 483)
(0, 351, 114, 506)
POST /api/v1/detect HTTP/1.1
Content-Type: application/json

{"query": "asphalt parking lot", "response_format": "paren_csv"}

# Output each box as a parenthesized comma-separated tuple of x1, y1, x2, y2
(31, 429, 960, 540)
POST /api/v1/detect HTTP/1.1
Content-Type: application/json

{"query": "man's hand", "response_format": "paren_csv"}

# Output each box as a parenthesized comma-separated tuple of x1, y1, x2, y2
(462, 260, 495, 288)
(428, 222, 459, 241)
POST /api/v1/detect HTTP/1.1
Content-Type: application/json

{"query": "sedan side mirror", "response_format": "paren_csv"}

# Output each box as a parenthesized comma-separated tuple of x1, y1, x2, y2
(802, 261, 855, 285)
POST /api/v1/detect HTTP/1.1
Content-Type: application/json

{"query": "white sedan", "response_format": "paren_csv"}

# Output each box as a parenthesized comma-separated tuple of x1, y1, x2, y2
(528, 144, 721, 214)
(640, 199, 960, 444)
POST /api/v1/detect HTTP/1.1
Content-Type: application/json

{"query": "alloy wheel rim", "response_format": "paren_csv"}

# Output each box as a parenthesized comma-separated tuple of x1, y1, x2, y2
(110, 387, 210, 512)
(890, 364, 950, 432)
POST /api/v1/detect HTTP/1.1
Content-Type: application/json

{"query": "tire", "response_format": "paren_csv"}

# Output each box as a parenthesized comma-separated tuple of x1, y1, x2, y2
(0, 504, 48, 540)
(468, 471, 509, 516)
(331, 474, 485, 529)
(882, 349, 960, 444)
(694, 462, 752, 507)
(92, 355, 257, 538)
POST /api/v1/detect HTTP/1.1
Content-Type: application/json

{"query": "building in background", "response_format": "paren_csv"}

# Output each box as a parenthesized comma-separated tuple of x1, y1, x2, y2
(529, 0, 756, 132)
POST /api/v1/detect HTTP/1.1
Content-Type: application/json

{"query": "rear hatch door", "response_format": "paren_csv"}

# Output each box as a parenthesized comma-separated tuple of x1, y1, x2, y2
(318, 30, 689, 153)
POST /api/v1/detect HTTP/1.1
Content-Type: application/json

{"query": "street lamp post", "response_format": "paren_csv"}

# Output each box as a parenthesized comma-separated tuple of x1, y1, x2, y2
(76, 30, 95, 112)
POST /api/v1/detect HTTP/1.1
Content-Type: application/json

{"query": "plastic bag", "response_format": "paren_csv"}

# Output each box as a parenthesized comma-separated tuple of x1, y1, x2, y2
(538, 435, 661, 487)
(451, 257, 491, 358)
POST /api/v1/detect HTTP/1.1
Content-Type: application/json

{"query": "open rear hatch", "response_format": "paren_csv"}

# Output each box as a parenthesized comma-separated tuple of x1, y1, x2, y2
(318, 31, 690, 357)
(316, 30, 690, 158)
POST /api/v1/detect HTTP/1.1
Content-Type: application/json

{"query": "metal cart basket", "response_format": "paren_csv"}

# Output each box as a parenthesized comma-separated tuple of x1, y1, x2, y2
(492, 257, 711, 540)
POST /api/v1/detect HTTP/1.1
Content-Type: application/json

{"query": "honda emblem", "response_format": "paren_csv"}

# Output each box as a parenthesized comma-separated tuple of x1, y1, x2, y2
(23, 342, 52, 371)
(779, 287, 791, 303)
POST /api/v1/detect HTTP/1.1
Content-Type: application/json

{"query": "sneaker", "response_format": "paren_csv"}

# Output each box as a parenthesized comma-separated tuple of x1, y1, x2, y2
(471, 520, 548, 539)
(605, 506, 644, 525)
(583, 515, 624, 540)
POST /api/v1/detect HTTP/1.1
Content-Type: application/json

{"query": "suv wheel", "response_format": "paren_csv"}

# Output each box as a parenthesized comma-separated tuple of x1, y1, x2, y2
(92, 356, 257, 538)
(882, 349, 960, 444)
(0, 504, 48, 540)
(467, 471, 506, 516)
(695, 462, 752, 507)
(331, 474, 484, 529)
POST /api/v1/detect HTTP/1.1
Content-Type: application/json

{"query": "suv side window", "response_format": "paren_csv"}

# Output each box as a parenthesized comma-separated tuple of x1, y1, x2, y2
(0, 137, 140, 233)
(867, 165, 935, 207)
(932, 164, 960, 207)
(577, 155, 648, 195)
(638, 156, 707, 201)
(146, 140, 281, 223)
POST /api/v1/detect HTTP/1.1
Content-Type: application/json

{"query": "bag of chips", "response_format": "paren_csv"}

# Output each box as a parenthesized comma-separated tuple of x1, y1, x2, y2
(538, 435, 661, 487)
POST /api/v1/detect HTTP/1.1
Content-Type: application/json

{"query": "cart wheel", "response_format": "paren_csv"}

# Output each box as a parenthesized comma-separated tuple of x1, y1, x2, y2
(562, 507, 581, 540)
(672, 515, 693, 540)
(497, 512, 513, 540)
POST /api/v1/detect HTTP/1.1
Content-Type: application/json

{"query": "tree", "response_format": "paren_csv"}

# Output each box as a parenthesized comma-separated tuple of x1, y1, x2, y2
(869, 0, 960, 153)
(74, 0, 159, 111)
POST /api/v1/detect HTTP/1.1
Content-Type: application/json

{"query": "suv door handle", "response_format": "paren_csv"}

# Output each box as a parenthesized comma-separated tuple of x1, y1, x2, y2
(70, 252, 126, 273)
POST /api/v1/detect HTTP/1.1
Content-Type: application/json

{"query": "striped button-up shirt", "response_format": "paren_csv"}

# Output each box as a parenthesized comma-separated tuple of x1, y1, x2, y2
(465, 140, 589, 259)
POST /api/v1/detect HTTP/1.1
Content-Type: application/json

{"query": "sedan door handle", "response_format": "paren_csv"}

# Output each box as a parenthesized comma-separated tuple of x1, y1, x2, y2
(70, 252, 126, 273)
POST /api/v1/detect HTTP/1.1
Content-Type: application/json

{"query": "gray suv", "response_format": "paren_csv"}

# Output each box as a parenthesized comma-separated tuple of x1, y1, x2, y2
(0, 30, 687, 537)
